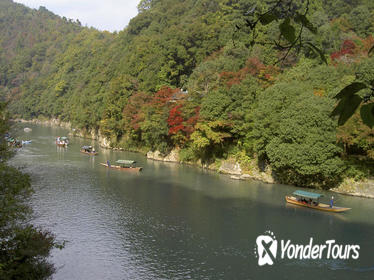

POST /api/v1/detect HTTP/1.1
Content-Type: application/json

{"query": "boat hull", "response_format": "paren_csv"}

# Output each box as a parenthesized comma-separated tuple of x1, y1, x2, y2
(100, 163, 142, 172)
(80, 150, 98, 156)
(56, 142, 67, 147)
(285, 196, 351, 213)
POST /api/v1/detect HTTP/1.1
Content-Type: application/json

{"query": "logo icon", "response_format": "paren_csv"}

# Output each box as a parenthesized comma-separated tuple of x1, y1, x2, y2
(255, 231, 278, 266)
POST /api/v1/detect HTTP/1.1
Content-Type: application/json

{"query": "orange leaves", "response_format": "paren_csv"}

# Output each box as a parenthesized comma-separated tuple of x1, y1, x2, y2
(218, 57, 279, 88)
(313, 89, 325, 97)
(151, 86, 177, 108)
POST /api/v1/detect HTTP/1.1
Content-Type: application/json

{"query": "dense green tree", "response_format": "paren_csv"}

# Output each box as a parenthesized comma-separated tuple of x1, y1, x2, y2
(348, 5, 373, 37)
(253, 81, 344, 187)
(190, 121, 232, 161)
(0, 102, 60, 279)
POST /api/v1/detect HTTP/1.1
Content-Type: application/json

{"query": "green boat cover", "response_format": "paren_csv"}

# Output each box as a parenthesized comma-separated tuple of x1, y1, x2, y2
(293, 190, 323, 199)
(116, 160, 136, 165)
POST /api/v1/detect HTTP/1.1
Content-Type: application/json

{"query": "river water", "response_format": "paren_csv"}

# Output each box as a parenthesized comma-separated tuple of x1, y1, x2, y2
(9, 124, 374, 279)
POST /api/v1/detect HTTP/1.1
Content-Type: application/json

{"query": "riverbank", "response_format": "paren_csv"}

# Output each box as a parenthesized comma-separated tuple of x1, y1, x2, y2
(13, 118, 112, 148)
(13, 118, 374, 199)
(331, 178, 374, 199)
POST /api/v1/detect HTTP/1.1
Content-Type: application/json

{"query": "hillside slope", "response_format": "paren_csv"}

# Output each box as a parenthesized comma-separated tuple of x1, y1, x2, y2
(1, 0, 374, 188)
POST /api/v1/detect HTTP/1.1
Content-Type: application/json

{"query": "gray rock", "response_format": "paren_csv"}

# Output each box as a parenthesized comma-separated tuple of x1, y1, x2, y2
(219, 161, 242, 175)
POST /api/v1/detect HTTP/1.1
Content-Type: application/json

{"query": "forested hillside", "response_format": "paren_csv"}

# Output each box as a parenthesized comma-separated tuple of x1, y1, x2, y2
(1, 0, 374, 188)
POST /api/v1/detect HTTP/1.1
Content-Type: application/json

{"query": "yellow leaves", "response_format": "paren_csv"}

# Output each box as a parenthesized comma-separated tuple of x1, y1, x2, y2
(368, 150, 374, 160)
(190, 130, 210, 149)
(313, 89, 325, 97)
(54, 80, 67, 96)
(193, 120, 231, 145)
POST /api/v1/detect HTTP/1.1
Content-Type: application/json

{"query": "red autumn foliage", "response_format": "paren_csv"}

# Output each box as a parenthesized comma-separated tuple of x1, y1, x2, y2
(168, 104, 185, 135)
(124, 87, 180, 132)
(123, 92, 150, 130)
(218, 57, 278, 88)
(342, 40, 355, 51)
(151, 86, 177, 108)
(219, 71, 244, 87)
(331, 40, 356, 61)
(167, 105, 200, 138)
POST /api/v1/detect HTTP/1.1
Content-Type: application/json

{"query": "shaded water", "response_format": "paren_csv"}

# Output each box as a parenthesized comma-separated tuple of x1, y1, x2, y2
(10, 124, 374, 279)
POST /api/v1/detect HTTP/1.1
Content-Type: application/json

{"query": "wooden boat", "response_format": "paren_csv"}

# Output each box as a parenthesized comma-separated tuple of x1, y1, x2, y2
(285, 190, 351, 213)
(100, 160, 142, 172)
(56, 142, 67, 147)
(80, 145, 98, 155)
(56, 136, 68, 147)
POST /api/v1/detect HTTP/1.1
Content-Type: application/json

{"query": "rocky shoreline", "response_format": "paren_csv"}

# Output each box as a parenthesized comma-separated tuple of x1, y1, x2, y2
(14, 118, 374, 199)
(13, 118, 112, 148)
(330, 178, 374, 199)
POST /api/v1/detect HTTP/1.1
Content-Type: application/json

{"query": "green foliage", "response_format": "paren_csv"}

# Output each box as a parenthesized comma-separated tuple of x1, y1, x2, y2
(253, 81, 344, 187)
(348, 5, 373, 37)
(190, 121, 231, 161)
(0, 102, 12, 161)
(331, 83, 365, 126)
(1, 0, 374, 188)
(342, 156, 374, 181)
(0, 103, 59, 279)
(200, 90, 232, 120)
(332, 57, 374, 128)
(179, 147, 196, 162)
(279, 18, 296, 43)
(360, 103, 374, 128)
(337, 111, 374, 159)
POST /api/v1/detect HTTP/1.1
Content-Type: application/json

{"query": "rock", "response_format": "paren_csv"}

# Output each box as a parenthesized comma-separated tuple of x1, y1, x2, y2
(163, 149, 180, 162)
(230, 175, 241, 180)
(24, 127, 32, 132)
(147, 150, 164, 161)
(219, 161, 242, 175)
(98, 135, 111, 148)
(331, 178, 374, 199)
(147, 149, 180, 162)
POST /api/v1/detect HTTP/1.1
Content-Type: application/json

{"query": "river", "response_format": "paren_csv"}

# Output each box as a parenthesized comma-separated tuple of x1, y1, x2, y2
(9, 123, 374, 279)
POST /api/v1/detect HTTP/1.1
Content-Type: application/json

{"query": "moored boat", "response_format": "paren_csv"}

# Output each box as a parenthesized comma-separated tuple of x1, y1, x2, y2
(56, 136, 68, 147)
(80, 145, 98, 155)
(285, 190, 351, 213)
(6, 137, 22, 148)
(100, 160, 142, 172)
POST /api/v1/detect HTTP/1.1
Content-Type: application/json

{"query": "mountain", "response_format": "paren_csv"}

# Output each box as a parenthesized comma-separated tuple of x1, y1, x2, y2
(1, 0, 374, 188)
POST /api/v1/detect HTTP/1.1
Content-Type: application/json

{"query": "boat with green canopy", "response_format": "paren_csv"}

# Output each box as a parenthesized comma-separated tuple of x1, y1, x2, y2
(285, 190, 351, 213)
(100, 159, 142, 172)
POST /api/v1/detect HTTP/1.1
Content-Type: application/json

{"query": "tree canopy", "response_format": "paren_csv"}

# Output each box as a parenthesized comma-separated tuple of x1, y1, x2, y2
(1, 0, 374, 187)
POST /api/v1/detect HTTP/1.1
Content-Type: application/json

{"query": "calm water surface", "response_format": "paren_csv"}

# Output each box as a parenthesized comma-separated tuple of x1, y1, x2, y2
(10, 124, 374, 279)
